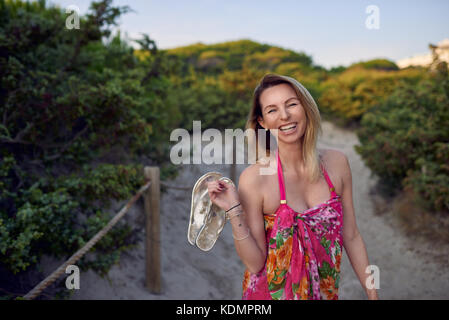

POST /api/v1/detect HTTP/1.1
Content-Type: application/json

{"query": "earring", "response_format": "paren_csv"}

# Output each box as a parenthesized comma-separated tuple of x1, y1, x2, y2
(265, 128, 268, 131)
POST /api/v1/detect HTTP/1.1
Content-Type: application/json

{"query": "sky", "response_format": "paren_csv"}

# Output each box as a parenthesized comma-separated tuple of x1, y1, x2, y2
(50, 0, 449, 69)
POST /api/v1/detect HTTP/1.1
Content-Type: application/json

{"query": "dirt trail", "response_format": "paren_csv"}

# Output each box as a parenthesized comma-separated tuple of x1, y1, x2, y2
(41, 120, 448, 299)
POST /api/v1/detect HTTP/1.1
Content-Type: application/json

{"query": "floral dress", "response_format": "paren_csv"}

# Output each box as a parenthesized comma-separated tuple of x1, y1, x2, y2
(242, 151, 344, 300)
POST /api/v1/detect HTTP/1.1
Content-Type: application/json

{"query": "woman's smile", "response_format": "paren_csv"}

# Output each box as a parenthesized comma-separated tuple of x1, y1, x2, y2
(279, 122, 298, 135)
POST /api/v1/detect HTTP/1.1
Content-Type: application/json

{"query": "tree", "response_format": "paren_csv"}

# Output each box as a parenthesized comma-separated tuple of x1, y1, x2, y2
(0, 0, 179, 298)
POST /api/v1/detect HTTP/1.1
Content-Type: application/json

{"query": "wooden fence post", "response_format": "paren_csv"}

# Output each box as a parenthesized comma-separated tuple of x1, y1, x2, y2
(144, 166, 161, 294)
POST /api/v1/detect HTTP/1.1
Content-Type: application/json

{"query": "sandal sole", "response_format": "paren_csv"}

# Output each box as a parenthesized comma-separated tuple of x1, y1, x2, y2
(195, 177, 235, 251)
(188, 172, 223, 246)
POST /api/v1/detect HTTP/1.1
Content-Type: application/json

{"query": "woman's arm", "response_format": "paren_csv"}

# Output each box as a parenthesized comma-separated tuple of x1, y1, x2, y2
(207, 165, 267, 274)
(337, 151, 379, 300)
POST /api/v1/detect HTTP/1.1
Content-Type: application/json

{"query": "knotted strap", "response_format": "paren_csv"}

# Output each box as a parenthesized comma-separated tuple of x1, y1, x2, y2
(266, 207, 322, 299)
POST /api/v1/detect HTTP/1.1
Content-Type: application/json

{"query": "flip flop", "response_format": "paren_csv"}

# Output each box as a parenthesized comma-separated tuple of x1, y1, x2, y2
(195, 176, 235, 252)
(188, 172, 223, 246)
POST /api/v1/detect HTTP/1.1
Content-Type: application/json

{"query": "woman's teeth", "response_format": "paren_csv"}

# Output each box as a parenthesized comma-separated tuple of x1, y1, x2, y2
(280, 124, 297, 131)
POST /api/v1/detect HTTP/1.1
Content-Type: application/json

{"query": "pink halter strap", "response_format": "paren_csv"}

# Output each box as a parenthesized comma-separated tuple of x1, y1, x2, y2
(321, 161, 337, 197)
(276, 150, 287, 203)
(276, 150, 337, 204)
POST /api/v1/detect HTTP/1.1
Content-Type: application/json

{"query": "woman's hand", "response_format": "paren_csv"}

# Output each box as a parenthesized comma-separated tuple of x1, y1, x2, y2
(207, 180, 239, 212)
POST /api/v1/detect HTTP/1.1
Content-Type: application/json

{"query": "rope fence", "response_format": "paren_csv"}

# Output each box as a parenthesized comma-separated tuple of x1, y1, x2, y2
(21, 165, 207, 300)
(23, 167, 158, 300)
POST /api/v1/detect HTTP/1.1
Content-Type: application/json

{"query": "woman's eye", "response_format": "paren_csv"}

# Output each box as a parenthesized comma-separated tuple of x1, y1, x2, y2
(288, 103, 297, 107)
(268, 109, 275, 113)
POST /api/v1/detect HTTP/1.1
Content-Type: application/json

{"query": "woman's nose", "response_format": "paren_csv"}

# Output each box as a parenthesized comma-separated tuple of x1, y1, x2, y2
(280, 106, 290, 120)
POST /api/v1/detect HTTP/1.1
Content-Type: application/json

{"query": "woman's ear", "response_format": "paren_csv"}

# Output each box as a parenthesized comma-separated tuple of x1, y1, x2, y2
(257, 116, 265, 130)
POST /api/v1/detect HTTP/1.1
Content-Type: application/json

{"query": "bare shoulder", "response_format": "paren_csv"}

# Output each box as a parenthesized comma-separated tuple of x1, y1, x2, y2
(237, 162, 266, 214)
(238, 159, 274, 197)
(319, 148, 349, 172)
(319, 149, 351, 192)
(238, 162, 264, 188)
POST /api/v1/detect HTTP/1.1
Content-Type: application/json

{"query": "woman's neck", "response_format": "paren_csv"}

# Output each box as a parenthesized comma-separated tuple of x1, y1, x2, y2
(277, 140, 305, 174)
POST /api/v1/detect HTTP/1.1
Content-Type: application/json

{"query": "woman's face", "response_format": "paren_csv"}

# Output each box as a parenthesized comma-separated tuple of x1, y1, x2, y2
(257, 83, 307, 145)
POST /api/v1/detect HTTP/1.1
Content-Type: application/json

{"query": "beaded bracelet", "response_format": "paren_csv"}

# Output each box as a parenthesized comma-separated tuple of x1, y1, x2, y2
(233, 228, 250, 241)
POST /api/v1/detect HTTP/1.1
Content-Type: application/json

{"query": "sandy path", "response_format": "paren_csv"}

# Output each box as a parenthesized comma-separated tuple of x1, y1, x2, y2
(42, 121, 448, 300)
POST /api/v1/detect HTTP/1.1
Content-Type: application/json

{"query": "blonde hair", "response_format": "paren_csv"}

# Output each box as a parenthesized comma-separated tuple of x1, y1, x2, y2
(245, 74, 323, 183)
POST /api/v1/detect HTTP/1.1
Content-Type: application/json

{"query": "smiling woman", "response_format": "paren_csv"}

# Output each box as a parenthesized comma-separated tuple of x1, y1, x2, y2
(206, 74, 379, 300)
(248, 74, 323, 183)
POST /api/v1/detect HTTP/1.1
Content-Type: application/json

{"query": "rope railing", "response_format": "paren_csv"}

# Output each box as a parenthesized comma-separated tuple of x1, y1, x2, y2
(22, 166, 195, 300)
(22, 179, 153, 300)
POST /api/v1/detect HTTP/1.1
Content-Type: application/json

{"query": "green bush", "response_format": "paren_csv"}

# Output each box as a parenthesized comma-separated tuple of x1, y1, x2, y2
(349, 59, 399, 71)
(318, 66, 425, 123)
(402, 142, 449, 212)
(355, 72, 449, 212)
(0, 152, 146, 275)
